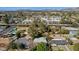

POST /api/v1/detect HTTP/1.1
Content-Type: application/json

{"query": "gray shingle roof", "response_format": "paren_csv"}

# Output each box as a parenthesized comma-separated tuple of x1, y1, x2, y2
(34, 37, 47, 43)
(49, 39, 68, 45)
(15, 37, 30, 48)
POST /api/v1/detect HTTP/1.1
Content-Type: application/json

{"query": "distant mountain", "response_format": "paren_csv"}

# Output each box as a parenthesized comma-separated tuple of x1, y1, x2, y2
(62, 7, 79, 11)
(0, 7, 66, 12)
(0, 7, 79, 12)
(11, 7, 79, 12)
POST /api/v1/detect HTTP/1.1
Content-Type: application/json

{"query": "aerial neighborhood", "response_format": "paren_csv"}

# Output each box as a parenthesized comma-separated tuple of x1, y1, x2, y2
(0, 7, 79, 51)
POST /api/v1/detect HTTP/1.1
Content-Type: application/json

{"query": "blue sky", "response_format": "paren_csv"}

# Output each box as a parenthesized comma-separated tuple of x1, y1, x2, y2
(0, 7, 66, 11)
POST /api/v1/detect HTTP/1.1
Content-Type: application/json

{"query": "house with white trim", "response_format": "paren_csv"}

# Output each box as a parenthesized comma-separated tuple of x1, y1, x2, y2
(62, 27, 79, 37)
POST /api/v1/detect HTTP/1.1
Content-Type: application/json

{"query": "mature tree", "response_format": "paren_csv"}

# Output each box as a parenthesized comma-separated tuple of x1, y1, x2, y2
(3, 14, 9, 24)
(60, 12, 73, 24)
(60, 16, 72, 24)
(16, 30, 21, 39)
(59, 28, 69, 34)
(6, 39, 18, 50)
(28, 19, 47, 39)
(28, 19, 52, 50)
(66, 37, 73, 45)
(10, 42, 17, 49)
(7, 30, 24, 50)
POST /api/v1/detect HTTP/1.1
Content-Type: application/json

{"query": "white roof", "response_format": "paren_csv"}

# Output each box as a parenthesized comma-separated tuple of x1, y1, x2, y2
(49, 39, 67, 45)
(52, 38, 65, 40)
(34, 37, 47, 43)
(70, 37, 78, 40)
(23, 19, 32, 22)
(62, 27, 79, 31)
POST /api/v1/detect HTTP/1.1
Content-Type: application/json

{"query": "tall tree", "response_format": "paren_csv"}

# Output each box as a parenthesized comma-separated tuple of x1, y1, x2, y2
(28, 18, 52, 50)
(28, 19, 47, 39)
(3, 14, 9, 24)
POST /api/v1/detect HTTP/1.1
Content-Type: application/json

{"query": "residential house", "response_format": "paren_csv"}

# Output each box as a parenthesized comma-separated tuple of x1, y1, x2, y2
(49, 38, 68, 45)
(48, 16, 61, 24)
(0, 26, 6, 32)
(15, 36, 33, 49)
(62, 27, 79, 37)
(22, 19, 32, 25)
(41, 16, 61, 25)
(34, 37, 47, 43)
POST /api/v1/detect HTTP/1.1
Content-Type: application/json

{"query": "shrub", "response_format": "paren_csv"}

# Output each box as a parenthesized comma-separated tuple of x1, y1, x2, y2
(59, 29, 69, 34)
(10, 43, 17, 49)
(32, 42, 49, 51)
(76, 36, 79, 39)
(16, 31, 21, 38)
(66, 38, 73, 45)
(19, 43, 26, 49)
(73, 43, 79, 51)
